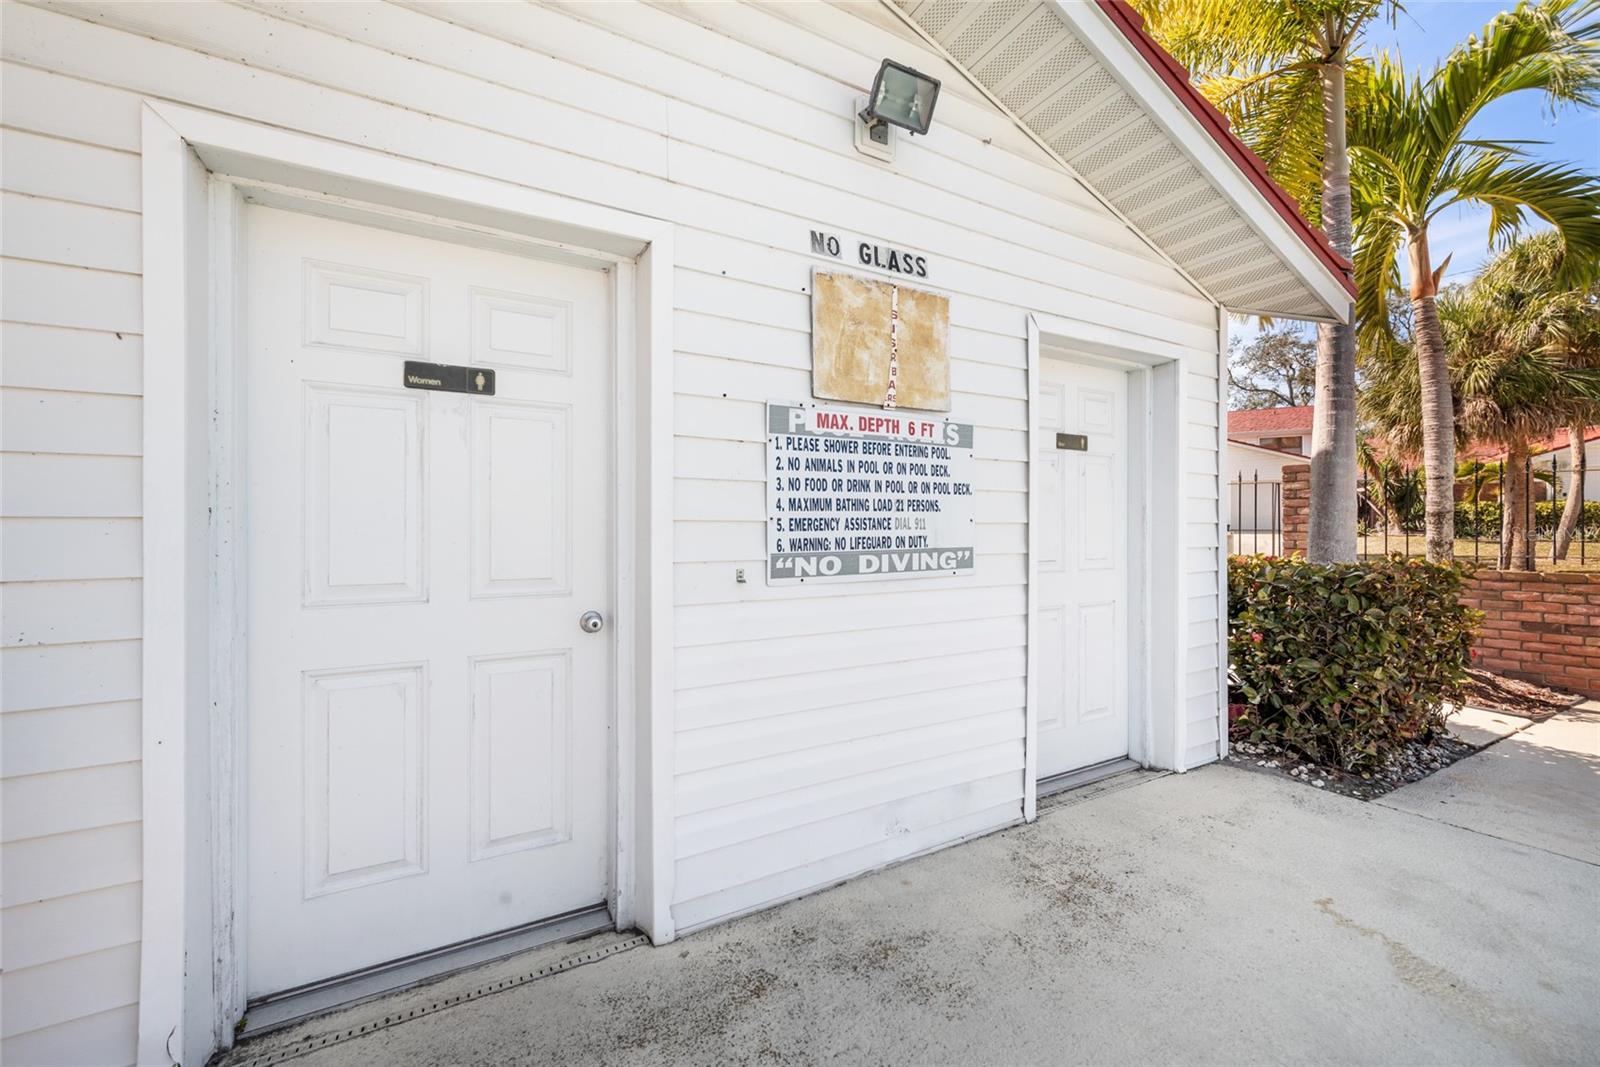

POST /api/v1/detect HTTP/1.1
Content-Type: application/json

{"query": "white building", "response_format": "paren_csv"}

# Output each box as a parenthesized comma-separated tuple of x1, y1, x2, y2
(0, 2, 1353, 1063)
(1226, 438, 1303, 552)
(1461, 426, 1600, 503)
(1226, 405, 1313, 456)
(1533, 427, 1600, 501)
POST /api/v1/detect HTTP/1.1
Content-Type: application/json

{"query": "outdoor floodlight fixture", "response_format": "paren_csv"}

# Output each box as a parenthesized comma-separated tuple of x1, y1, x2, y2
(860, 58, 941, 137)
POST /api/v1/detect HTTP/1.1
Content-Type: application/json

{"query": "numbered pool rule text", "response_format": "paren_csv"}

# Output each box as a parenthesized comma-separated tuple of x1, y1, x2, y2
(766, 402, 976, 584)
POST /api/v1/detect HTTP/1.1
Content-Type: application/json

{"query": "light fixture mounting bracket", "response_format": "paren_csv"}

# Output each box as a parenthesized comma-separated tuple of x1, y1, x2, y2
(853, 95, 895, 162)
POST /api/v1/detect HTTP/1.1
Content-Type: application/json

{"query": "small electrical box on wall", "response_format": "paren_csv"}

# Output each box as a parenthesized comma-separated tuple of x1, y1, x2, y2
(853, 96, 896, 162)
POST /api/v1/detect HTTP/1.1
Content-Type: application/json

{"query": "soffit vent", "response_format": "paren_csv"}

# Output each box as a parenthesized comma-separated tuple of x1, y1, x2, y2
(1047, 92, 1139, 155)
(973, 7, 1060, 82)
(1192, 241, 1275, 280)
(911, 0, 969, 38)
(1097, 141, 1183, 195)
(997, 37, 1093, 112)
(945, 0, 1031, 64)
(893, 0, 1343, 319)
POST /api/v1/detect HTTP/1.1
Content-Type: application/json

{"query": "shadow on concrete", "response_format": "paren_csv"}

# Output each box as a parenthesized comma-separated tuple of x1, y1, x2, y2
(1381, 705, 1600, 864)
(225, 759, 1600, 1067)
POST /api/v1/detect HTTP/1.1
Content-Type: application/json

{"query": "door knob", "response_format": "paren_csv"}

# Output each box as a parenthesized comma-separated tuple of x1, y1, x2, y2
(579, 610, 605, 634)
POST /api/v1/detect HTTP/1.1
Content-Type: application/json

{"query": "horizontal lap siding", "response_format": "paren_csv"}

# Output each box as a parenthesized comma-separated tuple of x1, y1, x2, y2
(669, 248, 1033, 920)
(1183, 369, 1224, 767)
(0, 18, 148, 1060)
(0, 0, 1224, 1047)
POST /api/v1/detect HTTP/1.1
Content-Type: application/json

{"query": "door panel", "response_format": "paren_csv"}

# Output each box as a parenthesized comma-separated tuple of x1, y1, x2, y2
(244, 205, 611, 998)
(302, 664, 426, 897)
(470, 287, 570, 373)
(469, 651, 570, 859)
(303, 386, 426, 605)
(470, 401, 569, 597)
(304, 260, 426, 355)
(1036, 356, 1130, 778)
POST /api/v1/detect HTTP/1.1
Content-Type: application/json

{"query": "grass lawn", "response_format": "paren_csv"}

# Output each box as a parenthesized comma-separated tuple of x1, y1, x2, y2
(1356, 534, 1600, 572)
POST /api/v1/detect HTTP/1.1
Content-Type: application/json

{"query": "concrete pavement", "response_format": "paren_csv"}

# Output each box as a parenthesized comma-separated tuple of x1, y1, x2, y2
(1384, 701, 1600, 865)
(228, 727, 1600, 1067)
(1443, 703, 1538, 747)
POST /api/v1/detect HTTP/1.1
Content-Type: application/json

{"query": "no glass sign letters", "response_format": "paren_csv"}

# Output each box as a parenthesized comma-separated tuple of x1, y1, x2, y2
(766, 402, 975, 584)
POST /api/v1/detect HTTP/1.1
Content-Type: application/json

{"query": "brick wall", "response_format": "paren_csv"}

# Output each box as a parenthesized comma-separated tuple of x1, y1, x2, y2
(1267, 460, 1598, 696)
(1281, 462, 1309, 554)
(1462, 571, 1600, 697)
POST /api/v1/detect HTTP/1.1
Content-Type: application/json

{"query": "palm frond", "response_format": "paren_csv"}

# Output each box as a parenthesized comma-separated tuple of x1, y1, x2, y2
(1130, 0, 1324, 72)
(1435, 158, 1600, 258)
(1134, 0, 1399, 228)
(1361, 226, 1600, 458)
(1411, 0, 1600, 185)
(1350, 191, 1406, 328)
(1350, 0, 1600, 374)
(1209, 64, 1329, 224)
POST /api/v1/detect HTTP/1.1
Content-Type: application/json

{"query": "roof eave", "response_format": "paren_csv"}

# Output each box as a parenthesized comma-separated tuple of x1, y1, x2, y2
(1062, 0, 1355, 323)
(1228, 438, 1310, 459)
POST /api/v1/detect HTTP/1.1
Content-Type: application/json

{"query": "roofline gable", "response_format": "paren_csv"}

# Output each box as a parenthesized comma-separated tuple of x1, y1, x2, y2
(1093, 1, 1356, 299)
(1055, 1, 1354, 318)
(884, 0, 1354, 323)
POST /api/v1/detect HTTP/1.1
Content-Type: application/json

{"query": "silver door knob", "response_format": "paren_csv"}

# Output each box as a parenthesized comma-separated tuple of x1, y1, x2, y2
(579, 610, 605, 634)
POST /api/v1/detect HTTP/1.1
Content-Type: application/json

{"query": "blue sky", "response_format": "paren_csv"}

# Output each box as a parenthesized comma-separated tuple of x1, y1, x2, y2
(1231, 0, 1600, 353)
(1372, 1, 1600, 285)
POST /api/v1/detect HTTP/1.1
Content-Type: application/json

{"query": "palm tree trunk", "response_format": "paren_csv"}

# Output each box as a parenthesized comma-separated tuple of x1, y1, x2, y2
(1554, 424, 1587, 559)
(1500, 440, 1532, 570)
(1408, 233, 1456, 563)
(1307, 57, 1358, 565)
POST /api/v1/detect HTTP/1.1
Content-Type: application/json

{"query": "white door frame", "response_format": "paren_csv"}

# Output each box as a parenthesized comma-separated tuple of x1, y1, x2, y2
(140, 101, 676, 1067)
(1024, 313, 1188, 821)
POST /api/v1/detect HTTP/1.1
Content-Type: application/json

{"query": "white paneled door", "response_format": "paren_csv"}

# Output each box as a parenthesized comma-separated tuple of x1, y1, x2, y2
(244, 206, 611, 997)
(1036, 356, 1130, 779)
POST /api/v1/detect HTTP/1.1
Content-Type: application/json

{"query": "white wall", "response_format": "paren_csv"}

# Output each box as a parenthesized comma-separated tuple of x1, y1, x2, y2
(1225, 442, 1295, 541)
(1228, 431, 1308, 455)
(1533, 437, 1600, 501)
(0, 1, 1226, 1060)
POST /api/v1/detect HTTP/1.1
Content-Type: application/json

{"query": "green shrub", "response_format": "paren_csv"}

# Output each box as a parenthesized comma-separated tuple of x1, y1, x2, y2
(1228, 555, 1480, 771)
(1455, 499, 1600, 539)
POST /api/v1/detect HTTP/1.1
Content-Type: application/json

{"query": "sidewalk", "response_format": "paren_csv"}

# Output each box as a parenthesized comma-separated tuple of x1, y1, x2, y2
(1388, 701, 1600, 864)
(227, 731, 1600, 1067)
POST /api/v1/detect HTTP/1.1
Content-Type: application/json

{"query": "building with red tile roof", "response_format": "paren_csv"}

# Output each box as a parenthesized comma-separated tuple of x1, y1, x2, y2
(1227, 406, 1314, 455)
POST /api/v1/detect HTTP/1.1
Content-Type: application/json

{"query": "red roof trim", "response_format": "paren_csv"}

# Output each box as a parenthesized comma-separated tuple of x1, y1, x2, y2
(1093, 1, 1358, 301)
(1461, 425, 1600, 461)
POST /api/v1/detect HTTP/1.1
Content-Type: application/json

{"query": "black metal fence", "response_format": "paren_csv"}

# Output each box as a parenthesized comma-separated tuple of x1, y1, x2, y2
(1227, 469, 1282, 557)
(1227, 454, 1598, 570)
(1359, 453, 1596, 570)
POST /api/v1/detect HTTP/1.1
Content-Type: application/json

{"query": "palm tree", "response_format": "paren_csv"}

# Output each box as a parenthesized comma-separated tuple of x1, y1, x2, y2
(1455, 458, 1503, 538)
(1348, 0, 1600, 561)
(1362, 236, 1600, 569)
(1485, 235, 1600, 559)
(1553, 426, 1593, 557)
(1452, 297, 1569, 569)
(1133, 0, 1390, 564)
(1355, 433, 1426, 537)
(1459, 460, 1504, 543)
(1455, 458, 1503, 506)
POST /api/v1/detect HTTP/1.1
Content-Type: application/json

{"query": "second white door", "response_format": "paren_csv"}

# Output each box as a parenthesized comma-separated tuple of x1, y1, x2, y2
(243, 205, 612, 997)
(1036, 355, 1130, 779)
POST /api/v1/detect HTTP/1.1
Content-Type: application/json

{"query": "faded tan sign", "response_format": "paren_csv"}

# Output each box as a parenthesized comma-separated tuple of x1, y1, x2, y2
(811, 270, 950, 412)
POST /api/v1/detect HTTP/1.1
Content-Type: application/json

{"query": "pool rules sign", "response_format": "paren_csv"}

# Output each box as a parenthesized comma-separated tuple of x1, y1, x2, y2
(767, 402, 975, 584)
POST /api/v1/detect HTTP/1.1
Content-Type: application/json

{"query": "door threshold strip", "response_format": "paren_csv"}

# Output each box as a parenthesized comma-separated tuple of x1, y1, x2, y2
(234, 931, 648, 1067)
(1038, 756, 1143, 800)
(240, 903, 615, 1039)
